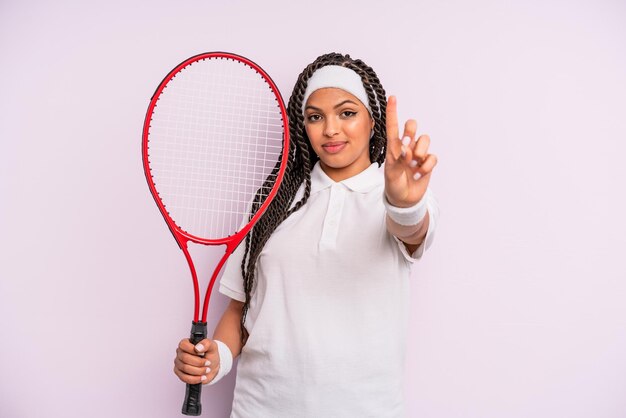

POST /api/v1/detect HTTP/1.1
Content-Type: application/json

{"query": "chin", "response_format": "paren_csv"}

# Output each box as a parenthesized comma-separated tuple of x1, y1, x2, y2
(318, 156, 352, 168)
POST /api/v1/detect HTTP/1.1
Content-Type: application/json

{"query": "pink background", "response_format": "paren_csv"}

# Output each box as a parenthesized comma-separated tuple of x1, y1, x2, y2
(1, 0, 625, 417)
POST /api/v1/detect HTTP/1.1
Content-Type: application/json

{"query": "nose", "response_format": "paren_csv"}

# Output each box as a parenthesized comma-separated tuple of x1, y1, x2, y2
(323, 118, 340, 137)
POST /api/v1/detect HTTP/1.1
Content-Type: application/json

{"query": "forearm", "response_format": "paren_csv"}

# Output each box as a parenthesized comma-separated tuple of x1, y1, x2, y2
(383, 187, 430, 248)
(386, 211, 429, 246)
(212, 302, 244, 359)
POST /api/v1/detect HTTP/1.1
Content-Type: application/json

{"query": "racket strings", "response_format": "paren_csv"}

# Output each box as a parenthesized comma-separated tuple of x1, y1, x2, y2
(147, 57, 284, 239)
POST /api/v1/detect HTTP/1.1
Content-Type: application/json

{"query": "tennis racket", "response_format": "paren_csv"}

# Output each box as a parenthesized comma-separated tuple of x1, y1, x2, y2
(142, 52, 289, 416)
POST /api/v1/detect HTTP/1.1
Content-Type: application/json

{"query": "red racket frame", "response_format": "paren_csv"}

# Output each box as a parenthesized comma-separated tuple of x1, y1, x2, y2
(142, 51, 290, 324)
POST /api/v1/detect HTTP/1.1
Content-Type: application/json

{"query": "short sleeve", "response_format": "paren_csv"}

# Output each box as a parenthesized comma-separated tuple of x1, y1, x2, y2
(218, 240, 247, 302)
(393, 187, 440, 263)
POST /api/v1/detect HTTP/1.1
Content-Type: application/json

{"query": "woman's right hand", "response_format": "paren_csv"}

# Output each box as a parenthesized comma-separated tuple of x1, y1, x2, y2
(174, 338, 221, 385)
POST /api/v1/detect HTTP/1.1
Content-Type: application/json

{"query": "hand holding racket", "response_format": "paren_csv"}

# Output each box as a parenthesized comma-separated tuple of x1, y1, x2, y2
(142, 52, 289, 415)
(174, 336, 220, 385)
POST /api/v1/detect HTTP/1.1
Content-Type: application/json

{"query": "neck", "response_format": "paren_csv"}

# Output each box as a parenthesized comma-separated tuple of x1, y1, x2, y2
(319, 159, 372, 182)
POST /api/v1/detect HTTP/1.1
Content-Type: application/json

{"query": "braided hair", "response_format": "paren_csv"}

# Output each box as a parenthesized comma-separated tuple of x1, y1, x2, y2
(237, 52, 388, 346)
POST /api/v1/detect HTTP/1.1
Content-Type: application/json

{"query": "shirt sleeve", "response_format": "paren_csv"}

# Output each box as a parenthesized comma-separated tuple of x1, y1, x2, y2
(393, 187, 440, 263)
(218, 239, 247, 302)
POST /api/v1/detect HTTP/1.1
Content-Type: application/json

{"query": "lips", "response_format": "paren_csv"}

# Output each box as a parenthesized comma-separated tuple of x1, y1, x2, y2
(322, 141, 347, 154)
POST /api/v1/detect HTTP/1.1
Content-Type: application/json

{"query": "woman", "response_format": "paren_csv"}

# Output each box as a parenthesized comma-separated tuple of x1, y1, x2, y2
(173, 52, 440, 417)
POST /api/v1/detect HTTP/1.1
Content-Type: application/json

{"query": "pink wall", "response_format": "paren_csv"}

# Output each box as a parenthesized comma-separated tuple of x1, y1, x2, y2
(1, 0, 625, 417)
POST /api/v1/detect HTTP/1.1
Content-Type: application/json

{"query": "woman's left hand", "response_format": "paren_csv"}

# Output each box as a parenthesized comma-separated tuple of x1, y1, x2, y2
(383, 95, 438, 207)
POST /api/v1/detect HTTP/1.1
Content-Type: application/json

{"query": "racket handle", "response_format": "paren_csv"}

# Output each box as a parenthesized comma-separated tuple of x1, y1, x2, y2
(182, 321, 208, 416)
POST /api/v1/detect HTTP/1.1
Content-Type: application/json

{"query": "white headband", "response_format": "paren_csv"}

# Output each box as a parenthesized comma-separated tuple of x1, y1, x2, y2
(301, 65, 372, 116)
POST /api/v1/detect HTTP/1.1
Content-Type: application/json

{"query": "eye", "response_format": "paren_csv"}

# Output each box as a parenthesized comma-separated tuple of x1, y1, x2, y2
(306, 114, 322, 122)
(341, 110, 357, 118)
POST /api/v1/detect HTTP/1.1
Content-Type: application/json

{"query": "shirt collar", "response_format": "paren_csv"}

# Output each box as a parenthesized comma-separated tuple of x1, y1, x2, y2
(310, 161, 383, 194)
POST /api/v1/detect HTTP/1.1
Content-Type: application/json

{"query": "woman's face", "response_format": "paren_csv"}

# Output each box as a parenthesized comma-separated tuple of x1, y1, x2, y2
(304, 87, 375, 182)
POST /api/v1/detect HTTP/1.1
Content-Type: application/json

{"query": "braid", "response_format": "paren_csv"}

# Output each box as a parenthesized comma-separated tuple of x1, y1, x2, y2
(237, 52, 388, 346)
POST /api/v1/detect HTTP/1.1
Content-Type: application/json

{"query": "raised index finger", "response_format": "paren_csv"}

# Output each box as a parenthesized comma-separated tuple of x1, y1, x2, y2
(386, 95, 400, 157)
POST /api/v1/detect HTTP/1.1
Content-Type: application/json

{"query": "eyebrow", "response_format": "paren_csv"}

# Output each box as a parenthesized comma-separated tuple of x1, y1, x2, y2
(305, 99, 359, 111)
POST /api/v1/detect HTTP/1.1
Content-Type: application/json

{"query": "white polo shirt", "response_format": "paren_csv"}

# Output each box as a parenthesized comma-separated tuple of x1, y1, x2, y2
(218, 161, 439, 418)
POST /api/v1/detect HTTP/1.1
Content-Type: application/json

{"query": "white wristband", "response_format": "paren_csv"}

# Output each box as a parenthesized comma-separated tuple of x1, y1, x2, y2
(383, 190, 429, 226)
(207, 340, 234, 385)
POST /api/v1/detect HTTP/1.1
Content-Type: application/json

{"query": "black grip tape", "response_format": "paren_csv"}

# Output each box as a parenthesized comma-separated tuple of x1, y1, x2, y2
(182, 321, 207, 416)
